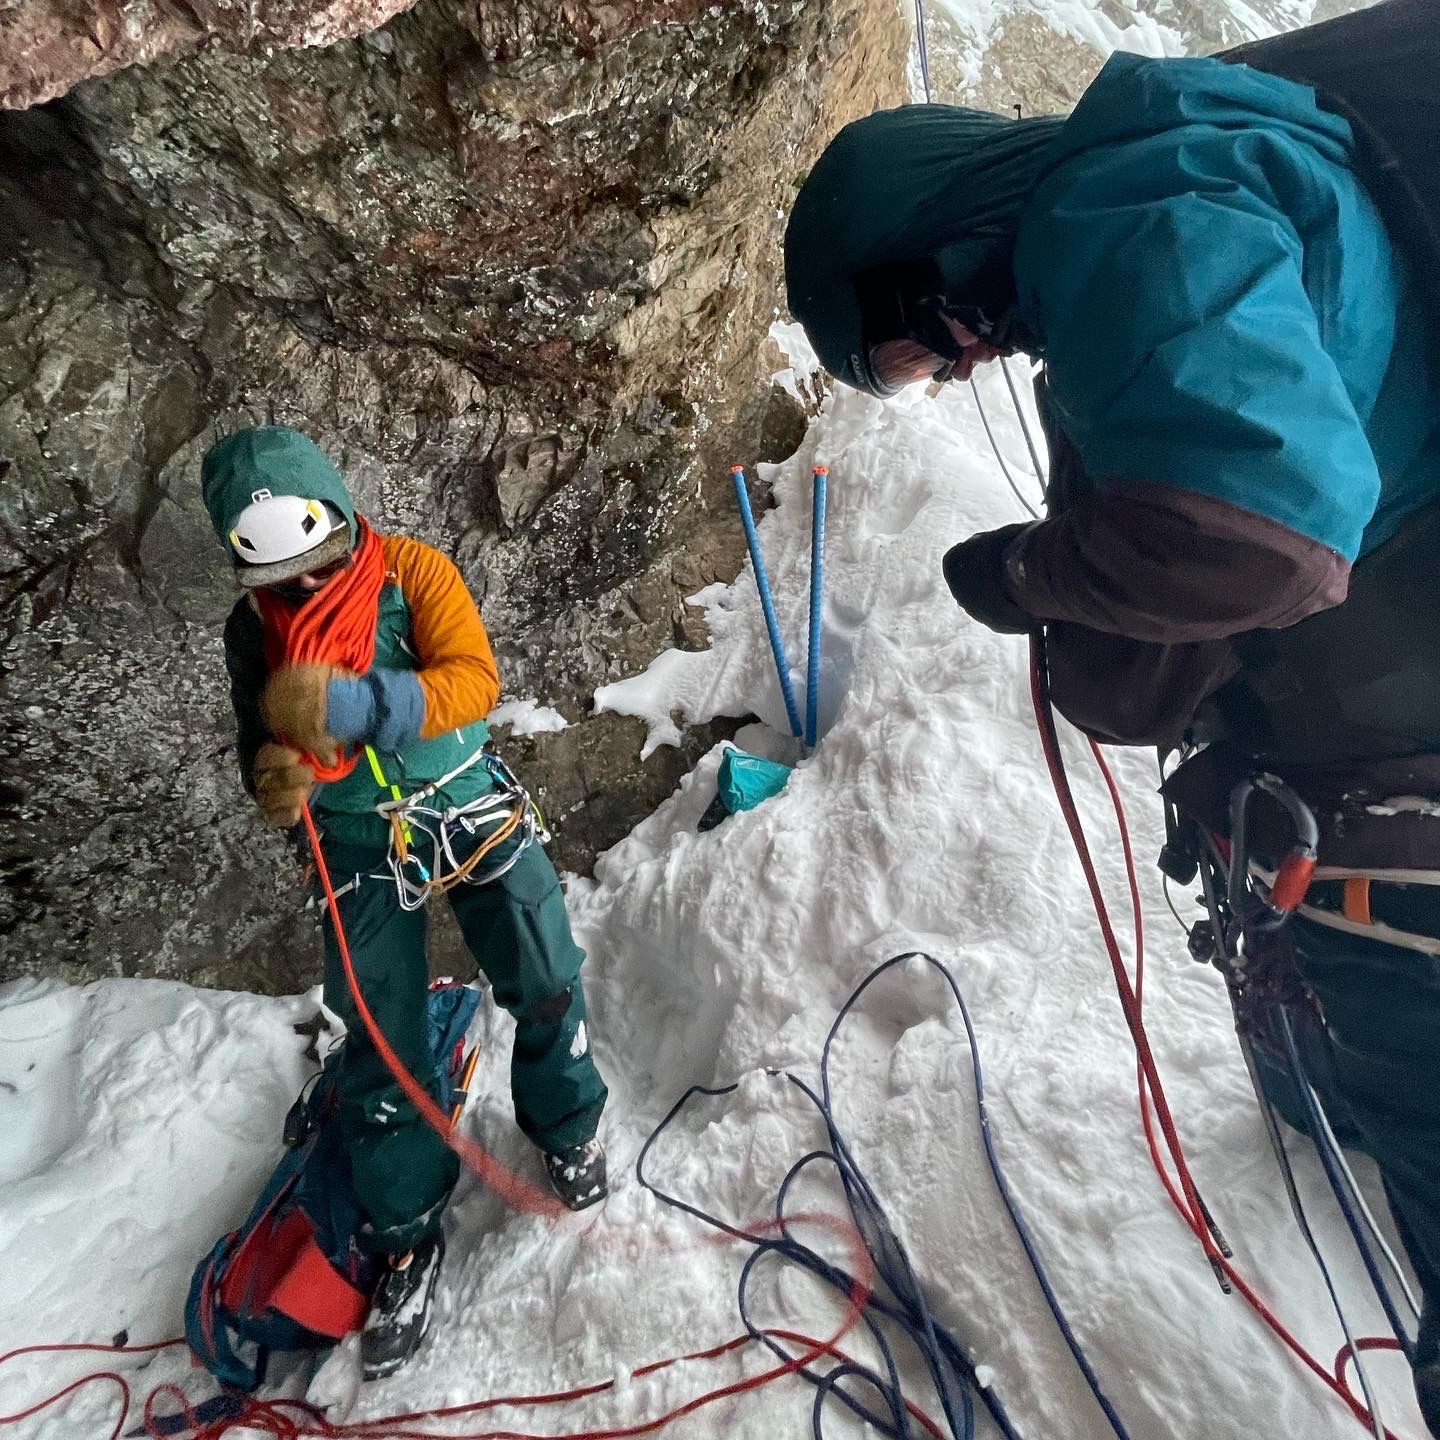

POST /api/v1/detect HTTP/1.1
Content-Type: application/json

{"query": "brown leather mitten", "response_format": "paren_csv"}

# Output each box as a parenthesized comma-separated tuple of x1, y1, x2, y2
(261, 663, 351, 768)
(254, 742, 317, 828)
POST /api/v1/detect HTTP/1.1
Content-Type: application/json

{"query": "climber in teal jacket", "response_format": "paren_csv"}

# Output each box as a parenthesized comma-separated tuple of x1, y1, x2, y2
(786, 51, 1440, 745)
(786, 28, 1440, 1435)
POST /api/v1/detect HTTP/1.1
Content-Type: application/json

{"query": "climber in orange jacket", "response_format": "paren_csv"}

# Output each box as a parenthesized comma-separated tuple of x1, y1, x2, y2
(203, 425, 609, 1378)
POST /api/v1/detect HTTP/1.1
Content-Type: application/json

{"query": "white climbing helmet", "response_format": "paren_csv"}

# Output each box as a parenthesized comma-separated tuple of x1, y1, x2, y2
(227, 490, 352, 589)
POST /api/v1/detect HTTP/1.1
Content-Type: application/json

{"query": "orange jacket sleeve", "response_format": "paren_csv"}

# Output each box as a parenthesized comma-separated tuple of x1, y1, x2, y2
(383, 535, 501, 738)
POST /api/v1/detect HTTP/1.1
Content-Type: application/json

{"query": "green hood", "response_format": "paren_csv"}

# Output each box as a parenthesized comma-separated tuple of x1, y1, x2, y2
(201, 427, 358, 552)
(784, 104, 1066, 392)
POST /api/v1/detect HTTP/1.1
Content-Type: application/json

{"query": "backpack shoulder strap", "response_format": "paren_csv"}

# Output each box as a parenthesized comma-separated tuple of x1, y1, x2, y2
(186, 1236, 270, 1392)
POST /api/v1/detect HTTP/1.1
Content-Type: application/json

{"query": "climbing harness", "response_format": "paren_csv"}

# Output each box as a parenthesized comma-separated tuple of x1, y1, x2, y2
(1032, 667, 1410, 1436)
(371, 746, 544, 911)
(313, 748, 545, 915)
(1175, 773, 1416, 1439)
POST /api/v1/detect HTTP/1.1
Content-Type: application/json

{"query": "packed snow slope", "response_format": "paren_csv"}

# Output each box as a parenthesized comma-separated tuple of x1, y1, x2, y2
(0, 330, 1424, 1440)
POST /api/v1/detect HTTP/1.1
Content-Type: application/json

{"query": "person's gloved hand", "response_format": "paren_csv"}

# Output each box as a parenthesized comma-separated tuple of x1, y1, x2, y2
(253, 742, 317, 829)
(262, 663, 353, 767)
(942, 523, 1034, 635)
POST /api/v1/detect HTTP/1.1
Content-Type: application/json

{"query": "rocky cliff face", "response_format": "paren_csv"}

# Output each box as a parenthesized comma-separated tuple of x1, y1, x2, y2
(0, 0, 908, 989)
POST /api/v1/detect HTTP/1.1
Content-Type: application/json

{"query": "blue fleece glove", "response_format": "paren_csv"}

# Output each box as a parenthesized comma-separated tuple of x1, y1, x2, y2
(326, 669, 427, 752)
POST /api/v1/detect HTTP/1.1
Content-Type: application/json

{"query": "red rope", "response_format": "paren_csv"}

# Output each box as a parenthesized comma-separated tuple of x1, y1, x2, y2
(1030, 636, 1411, 1438)
(1028, 640, 1224, 1271)
(1338, 1339, 1408, 1394)
(138, 1324, 939, 1440)
(5, 827, 880, 1438)
(186, 809, 884, 1440)
(0, 1338, 183, 1440)
(198, 1327, 935, 1440)
(6, 1319, 943, 1440)
(41, 636, 1403, 1440)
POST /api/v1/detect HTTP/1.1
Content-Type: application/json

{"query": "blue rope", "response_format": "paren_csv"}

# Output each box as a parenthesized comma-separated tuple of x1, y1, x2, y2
(913, 0, 933, 103)
(636, 952, 1133, 1440)
(1279, 1005, 1417, 1361)
(731, 465, 804, 738)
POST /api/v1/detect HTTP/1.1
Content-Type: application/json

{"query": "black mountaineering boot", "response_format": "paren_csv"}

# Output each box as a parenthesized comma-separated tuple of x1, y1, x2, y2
(361, 1234, 445, 1380)
(543, 1137, 608, 1211)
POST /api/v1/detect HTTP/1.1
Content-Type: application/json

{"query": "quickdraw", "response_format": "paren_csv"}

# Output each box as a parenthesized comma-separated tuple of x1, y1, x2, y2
(1181, 773, 1320, 1044)
(1225, 772, 1320, 935)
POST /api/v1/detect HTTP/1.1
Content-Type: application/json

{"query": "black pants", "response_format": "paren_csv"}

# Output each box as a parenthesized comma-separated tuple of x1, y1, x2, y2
(1259, 911, 1440, 1436)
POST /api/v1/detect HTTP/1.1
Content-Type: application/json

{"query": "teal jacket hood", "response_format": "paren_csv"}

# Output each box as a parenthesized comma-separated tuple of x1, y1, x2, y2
(784, 103, 1066, 391)
(201, 427, 358, 552)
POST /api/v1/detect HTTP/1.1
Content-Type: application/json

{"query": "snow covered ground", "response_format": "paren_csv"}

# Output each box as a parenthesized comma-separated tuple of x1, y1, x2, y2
(0, 328, 1423, 1440)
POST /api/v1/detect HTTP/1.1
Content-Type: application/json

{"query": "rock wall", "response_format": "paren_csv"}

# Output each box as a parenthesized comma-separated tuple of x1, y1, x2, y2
(0, 0, 908, 989)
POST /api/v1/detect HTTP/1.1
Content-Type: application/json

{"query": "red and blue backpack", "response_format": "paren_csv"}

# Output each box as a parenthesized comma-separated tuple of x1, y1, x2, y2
(184, 981, 480, 1394)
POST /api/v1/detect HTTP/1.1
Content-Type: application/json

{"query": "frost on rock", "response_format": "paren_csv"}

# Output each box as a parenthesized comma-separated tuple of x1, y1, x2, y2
(489, 698, 571, 737)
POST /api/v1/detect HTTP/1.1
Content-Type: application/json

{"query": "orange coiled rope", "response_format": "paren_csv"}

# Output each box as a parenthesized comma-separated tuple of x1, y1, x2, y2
(254, 517, 386, 782)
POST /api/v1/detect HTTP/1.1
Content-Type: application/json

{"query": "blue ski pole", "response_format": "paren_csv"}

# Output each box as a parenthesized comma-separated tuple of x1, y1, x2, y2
(806, 466, 827, 747)
(729, 465, 803, 738)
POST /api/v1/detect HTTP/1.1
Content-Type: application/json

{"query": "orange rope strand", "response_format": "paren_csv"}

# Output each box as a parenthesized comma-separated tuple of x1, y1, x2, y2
(255, 517, 387, 782)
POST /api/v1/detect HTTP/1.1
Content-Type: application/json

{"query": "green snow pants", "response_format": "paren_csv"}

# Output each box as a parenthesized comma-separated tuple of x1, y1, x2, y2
(1258, 910, 1440, 1438)
(319, 830, 609, 1254)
